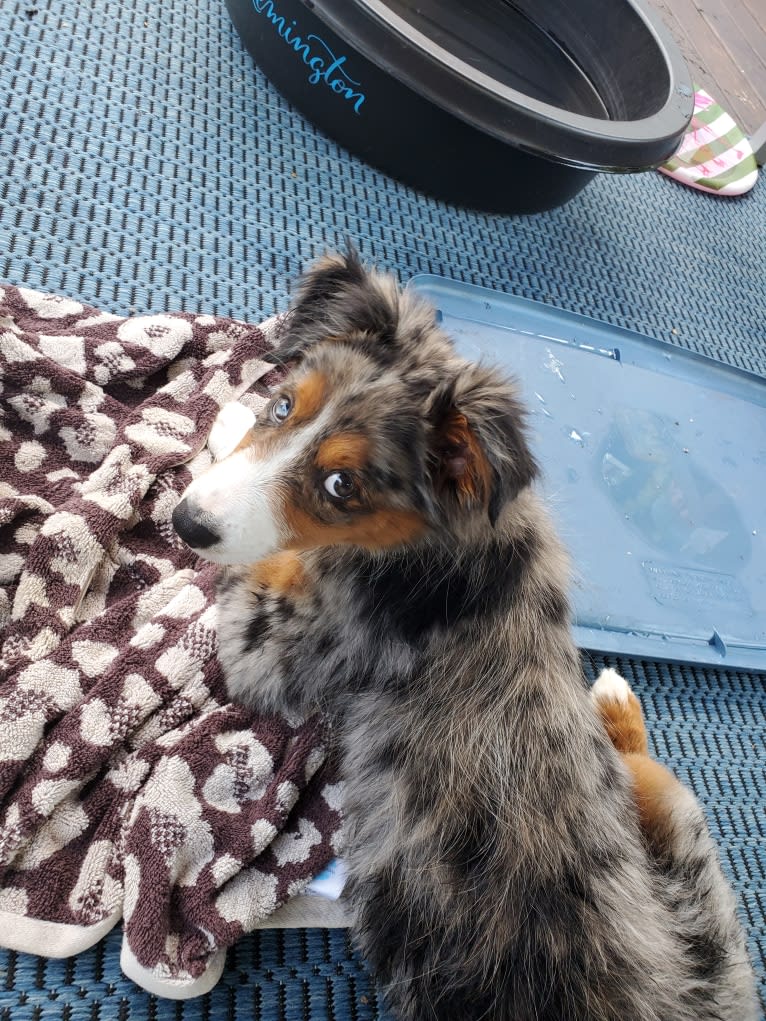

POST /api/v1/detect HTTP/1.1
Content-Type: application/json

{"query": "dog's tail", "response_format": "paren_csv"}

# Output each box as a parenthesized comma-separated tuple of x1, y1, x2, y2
(591, 669, 759, 1020)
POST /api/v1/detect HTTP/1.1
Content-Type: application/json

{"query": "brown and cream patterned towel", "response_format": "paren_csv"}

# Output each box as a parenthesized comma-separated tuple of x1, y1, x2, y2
(0, 286, 343, 997)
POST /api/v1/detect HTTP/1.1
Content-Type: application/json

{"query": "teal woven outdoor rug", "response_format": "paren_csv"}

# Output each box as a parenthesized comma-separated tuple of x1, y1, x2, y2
(0, 0, 764, 1017)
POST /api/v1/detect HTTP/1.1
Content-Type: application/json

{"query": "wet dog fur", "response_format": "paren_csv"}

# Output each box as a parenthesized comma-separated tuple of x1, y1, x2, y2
(173, 251, 758, 1020)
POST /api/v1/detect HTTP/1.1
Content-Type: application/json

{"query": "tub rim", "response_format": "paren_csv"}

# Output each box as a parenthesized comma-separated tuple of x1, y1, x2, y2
(310, 0, 695, 171)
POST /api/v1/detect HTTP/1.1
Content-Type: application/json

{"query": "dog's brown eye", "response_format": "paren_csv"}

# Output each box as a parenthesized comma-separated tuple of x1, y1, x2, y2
(271, 396, 292, 423)
(323, 471, 355, 500)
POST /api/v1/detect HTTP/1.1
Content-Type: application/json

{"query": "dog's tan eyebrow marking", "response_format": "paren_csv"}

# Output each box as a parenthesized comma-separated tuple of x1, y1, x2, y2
(315, 432, 369, 471)
(291, 371, 328, 424)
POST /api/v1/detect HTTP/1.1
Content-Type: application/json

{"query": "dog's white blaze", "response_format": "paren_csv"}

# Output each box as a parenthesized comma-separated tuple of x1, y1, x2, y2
(181, 448, 282, 564)
(181, 409, 331, 565)
(207, 402, 257, 462)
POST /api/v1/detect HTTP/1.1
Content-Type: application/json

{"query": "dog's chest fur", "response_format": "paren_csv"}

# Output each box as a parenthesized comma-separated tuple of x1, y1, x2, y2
(212, 515, 604, 902)
(215, 549, 417, 720)
(214, 519, 555, 720)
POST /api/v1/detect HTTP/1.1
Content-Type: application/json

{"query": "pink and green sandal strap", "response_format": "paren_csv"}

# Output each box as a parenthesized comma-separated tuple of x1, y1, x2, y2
(659, 88, 759, 196)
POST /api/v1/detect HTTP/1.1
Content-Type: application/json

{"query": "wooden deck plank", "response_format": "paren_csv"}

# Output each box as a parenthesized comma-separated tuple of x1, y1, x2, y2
(740, 0, 766, 31)
(699, 0, 766, 82)
(696, 0, 766, 120)
(649, 0, 766, 135)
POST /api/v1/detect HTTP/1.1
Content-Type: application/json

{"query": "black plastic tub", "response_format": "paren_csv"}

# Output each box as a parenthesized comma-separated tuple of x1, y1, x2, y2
(226, 0, 694, 213)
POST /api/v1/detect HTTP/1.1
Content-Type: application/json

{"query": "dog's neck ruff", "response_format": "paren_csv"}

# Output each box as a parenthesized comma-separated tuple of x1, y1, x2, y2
(319, 530, 539, 644)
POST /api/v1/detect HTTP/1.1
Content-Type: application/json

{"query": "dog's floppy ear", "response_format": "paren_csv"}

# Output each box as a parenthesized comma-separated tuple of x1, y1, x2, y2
(428, 363, 538, 525)
(263, 246, 401, 366)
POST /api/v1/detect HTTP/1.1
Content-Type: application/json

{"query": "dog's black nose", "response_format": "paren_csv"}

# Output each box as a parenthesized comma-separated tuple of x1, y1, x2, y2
(172, 497, 220, 549)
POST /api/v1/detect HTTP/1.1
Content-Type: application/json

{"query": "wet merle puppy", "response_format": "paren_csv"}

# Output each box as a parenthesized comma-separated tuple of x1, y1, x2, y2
(173, 251, 757, 1021)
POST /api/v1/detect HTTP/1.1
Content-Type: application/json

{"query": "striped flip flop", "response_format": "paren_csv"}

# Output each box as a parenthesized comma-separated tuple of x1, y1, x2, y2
(659, 88, 758, 196)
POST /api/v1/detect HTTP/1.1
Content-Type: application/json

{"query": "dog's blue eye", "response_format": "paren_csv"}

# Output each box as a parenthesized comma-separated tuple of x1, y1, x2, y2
(323, 471, 355, 500)
(272, 396, 292, 423)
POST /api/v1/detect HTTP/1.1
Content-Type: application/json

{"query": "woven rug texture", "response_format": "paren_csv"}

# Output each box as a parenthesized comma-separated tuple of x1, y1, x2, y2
(0, 0, 764, 1017)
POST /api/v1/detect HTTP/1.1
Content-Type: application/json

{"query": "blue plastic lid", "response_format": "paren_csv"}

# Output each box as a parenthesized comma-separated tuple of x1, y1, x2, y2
(410, 275, 766, 672)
